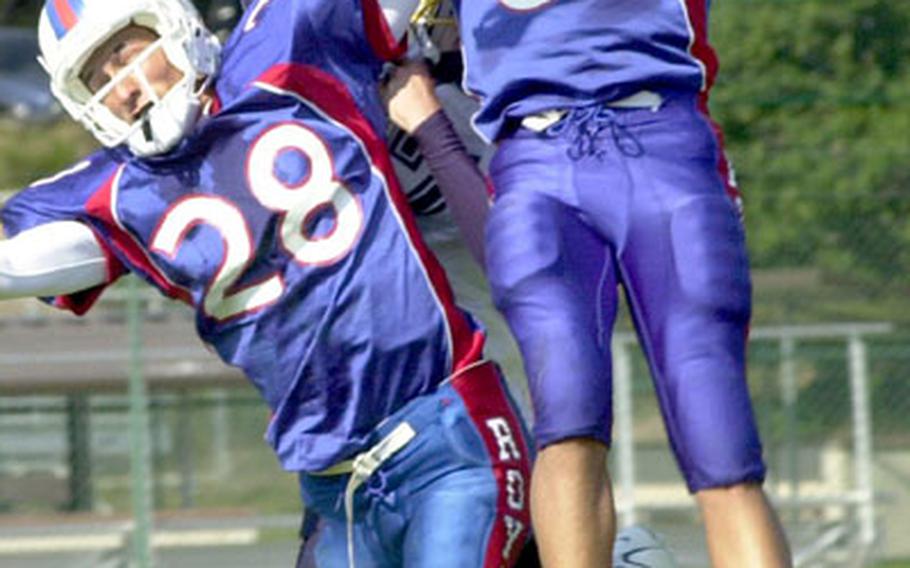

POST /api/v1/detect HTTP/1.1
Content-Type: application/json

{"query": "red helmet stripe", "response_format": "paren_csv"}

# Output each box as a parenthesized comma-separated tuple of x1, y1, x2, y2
(53, 0, 79, 32)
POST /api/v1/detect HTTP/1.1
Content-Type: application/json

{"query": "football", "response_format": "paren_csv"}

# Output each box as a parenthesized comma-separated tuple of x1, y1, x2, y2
(613, 525, 679, 568)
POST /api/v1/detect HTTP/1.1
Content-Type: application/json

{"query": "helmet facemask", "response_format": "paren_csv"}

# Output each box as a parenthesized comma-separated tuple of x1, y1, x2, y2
(39, 0, 220, 157)
(410, 0, 459, 63)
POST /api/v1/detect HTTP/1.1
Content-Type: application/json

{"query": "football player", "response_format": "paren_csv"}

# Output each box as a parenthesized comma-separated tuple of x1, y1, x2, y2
(0, 0, 532, 566)
(446, 1, 794, 567)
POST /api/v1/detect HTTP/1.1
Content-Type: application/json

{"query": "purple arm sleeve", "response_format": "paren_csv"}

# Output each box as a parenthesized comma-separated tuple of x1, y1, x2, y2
(412, 110, 490, 267)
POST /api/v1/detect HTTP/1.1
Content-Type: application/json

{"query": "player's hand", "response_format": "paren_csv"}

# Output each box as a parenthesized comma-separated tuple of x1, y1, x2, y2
(381, 59, 442, 134)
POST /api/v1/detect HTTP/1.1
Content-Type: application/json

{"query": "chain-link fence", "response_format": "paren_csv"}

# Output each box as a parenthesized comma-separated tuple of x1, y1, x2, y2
(0, 388, 298, 512)
(1, 235, 908, 568)
(607, 323, 910, 567)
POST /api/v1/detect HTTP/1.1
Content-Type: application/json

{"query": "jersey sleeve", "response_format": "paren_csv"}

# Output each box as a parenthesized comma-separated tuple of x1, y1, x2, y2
(0, 150, 128, 314)
(300, 0, 407, 65)
(221, 0, 405, 104)
(241, 0, 405, 66)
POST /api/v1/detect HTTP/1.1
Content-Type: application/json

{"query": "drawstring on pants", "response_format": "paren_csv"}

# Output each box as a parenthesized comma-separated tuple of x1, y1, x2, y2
(343, 422, 416, 568)
(543, 105, 645, 161)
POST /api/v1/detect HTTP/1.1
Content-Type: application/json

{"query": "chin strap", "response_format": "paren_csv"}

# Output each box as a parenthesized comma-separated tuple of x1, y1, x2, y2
(141, 115, 154, 142)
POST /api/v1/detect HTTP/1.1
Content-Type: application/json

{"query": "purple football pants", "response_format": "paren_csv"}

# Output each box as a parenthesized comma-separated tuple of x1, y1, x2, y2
(485, 92, 766, 491)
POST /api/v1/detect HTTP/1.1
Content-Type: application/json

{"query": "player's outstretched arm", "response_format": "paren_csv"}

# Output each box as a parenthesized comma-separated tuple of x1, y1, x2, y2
(383, 59, 490, 266)
(0, 221, 108, 300)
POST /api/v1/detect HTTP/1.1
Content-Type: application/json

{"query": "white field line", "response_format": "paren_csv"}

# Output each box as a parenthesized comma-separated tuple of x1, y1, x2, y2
(0, 528, 259, 555)
(152, 529, 259, 548)
(0, 534, 124, 554)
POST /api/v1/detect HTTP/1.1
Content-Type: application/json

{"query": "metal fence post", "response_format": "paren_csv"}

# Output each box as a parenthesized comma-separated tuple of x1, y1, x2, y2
(177, 390, 196, 509)
(66, 393, 93, 512)
(212, 389, 232, 479)
(847, 333, 876, 551)
(614, 336, 636, 527)
(127, 277, 154, 567)
(779, 335, 799, 517)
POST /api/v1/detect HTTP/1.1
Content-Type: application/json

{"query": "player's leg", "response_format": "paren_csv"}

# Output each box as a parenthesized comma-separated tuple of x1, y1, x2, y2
(697, 482, 791, 568)
(486, 135, 620, 568)
(293, 506, 388, 568)
(401, 363, 533, 567)
(607, 94, 790, 567)
(299, 362, 532, 568)
(294, 509, 319, 568)
(402, 466, 507, 567)
(531, 439, 615, 568)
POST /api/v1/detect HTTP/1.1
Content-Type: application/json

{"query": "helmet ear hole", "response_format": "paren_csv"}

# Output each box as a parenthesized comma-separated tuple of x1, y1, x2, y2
(38, 0, 221, 156)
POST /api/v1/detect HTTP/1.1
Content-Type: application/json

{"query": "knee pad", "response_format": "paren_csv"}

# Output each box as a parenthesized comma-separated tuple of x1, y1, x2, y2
(669, 195, 751, 320)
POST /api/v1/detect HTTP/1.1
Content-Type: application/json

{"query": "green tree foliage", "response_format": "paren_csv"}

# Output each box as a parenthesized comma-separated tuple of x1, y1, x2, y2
(711, 0, 910, 294)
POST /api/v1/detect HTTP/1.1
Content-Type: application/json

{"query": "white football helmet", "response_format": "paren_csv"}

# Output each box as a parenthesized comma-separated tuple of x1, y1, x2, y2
(38, 0, 220, 156)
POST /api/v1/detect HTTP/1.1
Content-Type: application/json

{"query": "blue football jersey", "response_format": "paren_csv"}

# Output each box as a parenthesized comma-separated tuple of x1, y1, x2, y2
(1, 0, 486, 472)
(453, 0, 719, 141)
